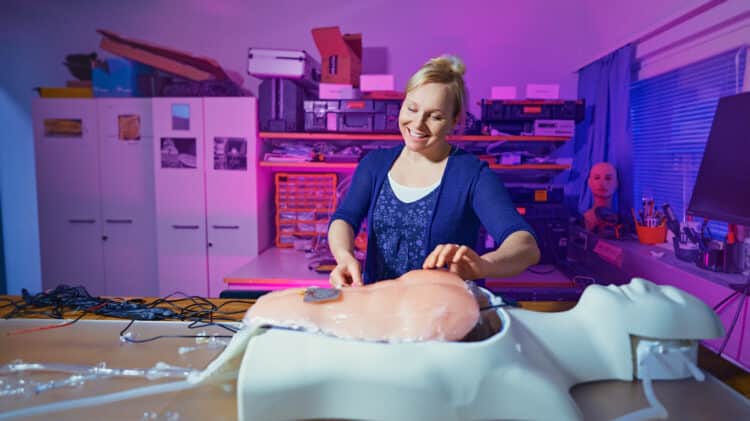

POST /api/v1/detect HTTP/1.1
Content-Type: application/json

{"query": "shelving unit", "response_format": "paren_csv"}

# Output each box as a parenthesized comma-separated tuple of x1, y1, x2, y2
(260, 161, 360, 170)
(222, 130, 574, 291)
(258, 131, 572, 172)
(259, 131, 570, 142)
(260, 161, 571, 171)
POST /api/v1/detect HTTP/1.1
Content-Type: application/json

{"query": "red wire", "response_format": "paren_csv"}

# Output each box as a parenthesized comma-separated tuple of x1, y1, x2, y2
(739, 296, 748, 361)
(5, 303, 106, 336)
(6, 317, 82, 336)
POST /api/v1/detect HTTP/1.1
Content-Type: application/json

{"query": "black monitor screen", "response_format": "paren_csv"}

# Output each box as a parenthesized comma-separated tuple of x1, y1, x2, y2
(687, 91, 750, 226)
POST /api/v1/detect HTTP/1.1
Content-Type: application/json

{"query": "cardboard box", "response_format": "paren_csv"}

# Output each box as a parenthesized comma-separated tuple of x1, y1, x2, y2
(491, 86, 517, 100)
(362, 91, 404, 100)
(319, 83, 361, 99)
(97, 29, 230, 82)
(36, 87, 93, 98)
(360, 74, 394, 92)
(247, 48, 320, 86)
(312, 26, 362, 87)
(525, 84, 560, 99)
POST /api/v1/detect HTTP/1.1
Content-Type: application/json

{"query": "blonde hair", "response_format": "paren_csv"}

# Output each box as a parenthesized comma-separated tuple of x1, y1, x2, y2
(405, 54, 467, 122)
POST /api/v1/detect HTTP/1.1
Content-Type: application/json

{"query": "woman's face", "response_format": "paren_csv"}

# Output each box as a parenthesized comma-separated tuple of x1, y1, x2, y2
(398, 83, 456, 153)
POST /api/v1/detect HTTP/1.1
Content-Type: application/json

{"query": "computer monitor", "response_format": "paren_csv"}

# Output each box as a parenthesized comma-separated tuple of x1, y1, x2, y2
(687, 91, 750, 226)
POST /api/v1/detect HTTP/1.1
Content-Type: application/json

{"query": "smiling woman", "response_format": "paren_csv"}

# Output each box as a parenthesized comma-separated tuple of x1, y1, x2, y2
(327, 55, 542, 287)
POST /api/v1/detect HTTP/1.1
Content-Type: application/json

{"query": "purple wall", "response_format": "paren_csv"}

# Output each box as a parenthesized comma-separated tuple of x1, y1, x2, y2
(0, 0, 701, 293)
(579, 0, 708, 66)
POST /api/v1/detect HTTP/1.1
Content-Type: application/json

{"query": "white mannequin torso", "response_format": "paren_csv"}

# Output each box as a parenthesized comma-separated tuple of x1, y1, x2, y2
(190, 278, 724, 421)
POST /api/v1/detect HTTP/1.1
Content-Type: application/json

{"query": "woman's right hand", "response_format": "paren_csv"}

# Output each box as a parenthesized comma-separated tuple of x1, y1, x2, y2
(329, 253, 363, 288)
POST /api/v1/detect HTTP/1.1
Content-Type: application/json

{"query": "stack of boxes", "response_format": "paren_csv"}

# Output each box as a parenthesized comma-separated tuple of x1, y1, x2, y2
(480, 99, 585, 137)
(250, 26, 403, 134)
(304, 26, 402, 134)
(249, 48, 321, 132)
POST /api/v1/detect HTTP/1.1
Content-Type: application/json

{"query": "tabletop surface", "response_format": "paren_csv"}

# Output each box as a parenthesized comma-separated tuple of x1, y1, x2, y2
(1, 296, 749, 420)
(223, 248, 574, 288)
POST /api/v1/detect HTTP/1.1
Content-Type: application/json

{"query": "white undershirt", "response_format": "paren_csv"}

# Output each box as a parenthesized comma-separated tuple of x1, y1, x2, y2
(387, 171, 441, 203)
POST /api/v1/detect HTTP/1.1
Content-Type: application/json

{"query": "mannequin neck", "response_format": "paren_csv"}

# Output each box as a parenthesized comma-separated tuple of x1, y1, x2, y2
(510, 309, 630, 383)
(592, 195, 614, 209)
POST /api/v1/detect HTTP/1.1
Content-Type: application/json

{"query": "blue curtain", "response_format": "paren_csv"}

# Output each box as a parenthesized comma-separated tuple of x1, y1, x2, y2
(0, 199, 5, 294)
(568, 44, 636, 219)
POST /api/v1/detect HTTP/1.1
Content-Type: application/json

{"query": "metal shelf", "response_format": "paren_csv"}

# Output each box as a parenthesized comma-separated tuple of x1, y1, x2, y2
(259, 161, 571, 171)
(259, 132, 570, 142)
(259, 161, 359, 170)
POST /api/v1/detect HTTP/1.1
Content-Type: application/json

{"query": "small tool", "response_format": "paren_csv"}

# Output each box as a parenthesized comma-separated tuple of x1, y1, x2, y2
(303, 287, 342, 303)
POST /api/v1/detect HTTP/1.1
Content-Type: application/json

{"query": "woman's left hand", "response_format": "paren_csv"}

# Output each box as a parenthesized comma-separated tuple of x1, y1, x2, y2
(422, 244, 488, 280)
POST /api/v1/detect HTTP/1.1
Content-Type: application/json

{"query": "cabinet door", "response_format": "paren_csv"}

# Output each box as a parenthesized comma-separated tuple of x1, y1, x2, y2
(32, 99, 105, 295)
(97, 98, 158, 297)
(152, 98, 208, 297)
(203, 97, 260, 297)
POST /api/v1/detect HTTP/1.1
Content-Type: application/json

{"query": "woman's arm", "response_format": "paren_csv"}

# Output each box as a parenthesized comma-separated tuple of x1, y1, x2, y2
(328, 220, 362, 287)
(326, 152, 380, 287)
(479, 230, 540, 278)
(422, 230, 540, 280)
(422, 162, 541, 280)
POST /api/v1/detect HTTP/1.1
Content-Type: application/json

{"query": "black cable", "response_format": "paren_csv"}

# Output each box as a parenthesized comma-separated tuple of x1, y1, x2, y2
(718, 283, 749, 357)
(479, 295, 521, 311)
(3, 285, 255, 342)
(186, 320, 240, 334)
(0, 297, 16, 309)
(479, 303, 511, 311)
(713, 290, 740, 312)
(118, 320, 235, 344)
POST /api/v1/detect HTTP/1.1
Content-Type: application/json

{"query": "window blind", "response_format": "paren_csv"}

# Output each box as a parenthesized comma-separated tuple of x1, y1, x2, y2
(630, 47, 747, 238)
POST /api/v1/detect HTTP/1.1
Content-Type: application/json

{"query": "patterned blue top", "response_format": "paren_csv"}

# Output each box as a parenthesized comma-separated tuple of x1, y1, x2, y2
(371, 178, 439, 281)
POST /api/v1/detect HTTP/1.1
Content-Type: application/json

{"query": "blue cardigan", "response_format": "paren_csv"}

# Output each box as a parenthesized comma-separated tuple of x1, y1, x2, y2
(331, 145, 536, 284)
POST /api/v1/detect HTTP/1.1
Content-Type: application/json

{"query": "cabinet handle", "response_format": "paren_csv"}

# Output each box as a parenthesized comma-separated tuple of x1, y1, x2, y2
(106, 219, 133, 224)
(172, 225, 200, 230)
(68, 219, 96, 224)
(212, 225, 240, 230)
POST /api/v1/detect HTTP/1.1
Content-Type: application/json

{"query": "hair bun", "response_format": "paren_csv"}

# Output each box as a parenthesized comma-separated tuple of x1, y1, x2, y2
(430, 54, 466, 77)
(406, 54, 468, 120)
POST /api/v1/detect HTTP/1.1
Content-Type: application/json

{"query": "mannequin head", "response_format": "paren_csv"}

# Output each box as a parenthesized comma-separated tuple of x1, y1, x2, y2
(588, 162, 618, 203)
(577, 278, 724, 340)
(584, 162, 620, 234)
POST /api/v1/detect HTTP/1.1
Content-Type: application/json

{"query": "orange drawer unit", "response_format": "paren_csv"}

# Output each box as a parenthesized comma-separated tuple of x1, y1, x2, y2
(274, 173, 338, 248)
